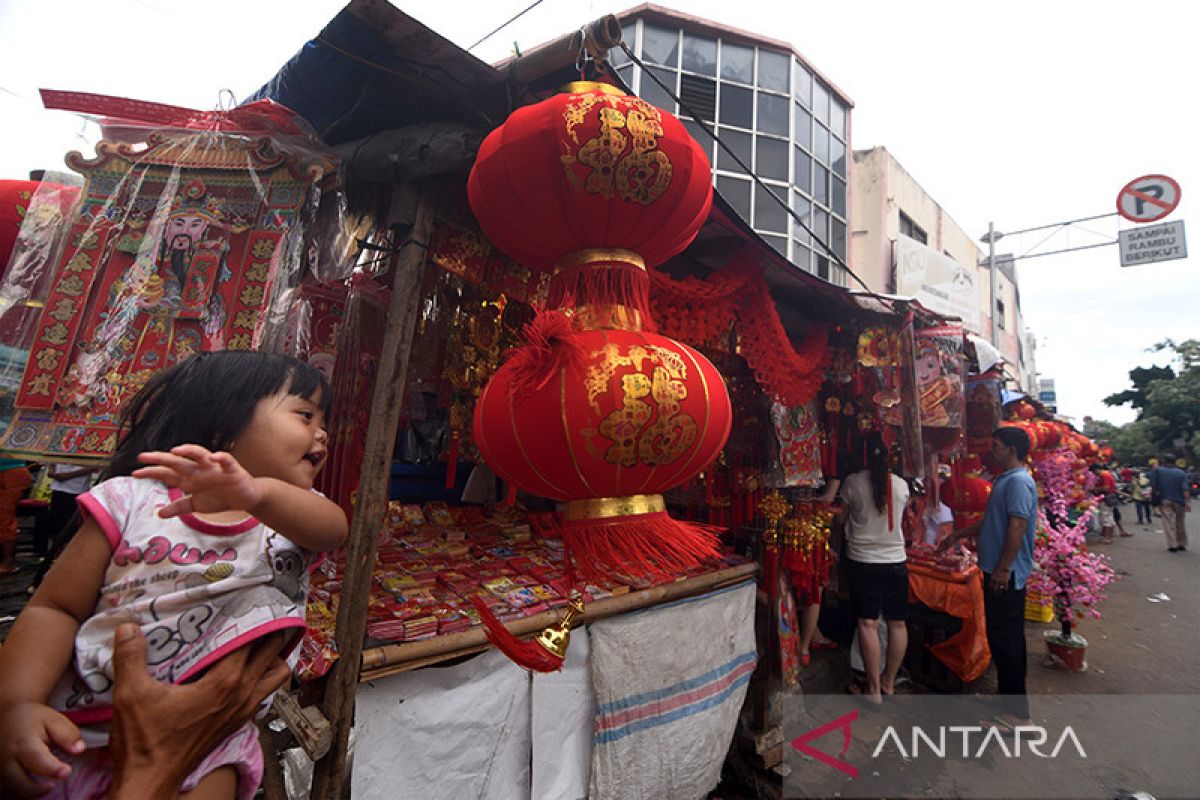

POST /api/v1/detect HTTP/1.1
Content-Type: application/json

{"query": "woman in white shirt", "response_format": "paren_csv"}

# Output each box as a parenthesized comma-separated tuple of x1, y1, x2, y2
(838, 432, 910, 706)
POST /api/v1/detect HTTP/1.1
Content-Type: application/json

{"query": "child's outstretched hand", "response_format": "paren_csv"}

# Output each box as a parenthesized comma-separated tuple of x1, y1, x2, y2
(0, 701, 85, 795)
(134, 445, 263, 518)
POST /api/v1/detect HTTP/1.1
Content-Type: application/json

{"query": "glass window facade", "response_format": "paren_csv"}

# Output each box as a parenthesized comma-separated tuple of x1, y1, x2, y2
(629, 18, 850, 284)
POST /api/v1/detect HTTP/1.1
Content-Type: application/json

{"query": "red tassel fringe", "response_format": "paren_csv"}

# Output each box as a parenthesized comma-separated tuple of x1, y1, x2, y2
(470, 596, 564, 672)
(560, 511, 722, 585)
(504, 309, 586, 395)
(547, 261, 656, 330)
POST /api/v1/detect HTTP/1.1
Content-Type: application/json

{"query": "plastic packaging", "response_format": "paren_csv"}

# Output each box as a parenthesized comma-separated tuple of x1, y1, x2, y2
(0, 91, 339, 461)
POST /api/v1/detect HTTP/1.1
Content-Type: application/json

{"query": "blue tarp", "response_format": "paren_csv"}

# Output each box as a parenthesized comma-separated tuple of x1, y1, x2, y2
(246, 8, 502, 144)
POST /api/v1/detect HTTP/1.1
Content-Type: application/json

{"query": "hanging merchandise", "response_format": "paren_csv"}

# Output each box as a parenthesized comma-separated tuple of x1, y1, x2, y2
(441, 294, 507, 488)
(649, 254, 829, 408)
(915, 324, 965, 454)
(0, 92, 336, 461)
(914, 325, 965, 429)
(943, 456, 992, 531)
(0, 178, 81, 431)
(780, 502, 834, 602)
(964, 375, 1002, 458)
(893, 318, 924, 478)
(770, 401, 824, 488)
(467, 81, 727, 670)
(428, 214, 551, 307)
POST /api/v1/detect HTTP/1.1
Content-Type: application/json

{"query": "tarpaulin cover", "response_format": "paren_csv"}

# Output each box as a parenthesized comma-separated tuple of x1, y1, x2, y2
(907, 565, 991, 683)
(588, 581, 756, 800)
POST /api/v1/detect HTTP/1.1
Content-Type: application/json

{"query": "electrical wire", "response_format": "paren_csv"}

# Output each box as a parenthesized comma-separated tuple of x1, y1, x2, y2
(619, 42, 900, 313)
(469, 0, 548, 52)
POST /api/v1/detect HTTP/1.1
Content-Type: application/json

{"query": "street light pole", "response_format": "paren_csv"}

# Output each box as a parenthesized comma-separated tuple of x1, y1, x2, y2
(987, 220, 998, 348)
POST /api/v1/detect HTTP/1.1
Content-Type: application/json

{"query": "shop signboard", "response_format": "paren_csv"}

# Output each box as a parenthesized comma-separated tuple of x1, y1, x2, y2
(893, 237, 981, 333)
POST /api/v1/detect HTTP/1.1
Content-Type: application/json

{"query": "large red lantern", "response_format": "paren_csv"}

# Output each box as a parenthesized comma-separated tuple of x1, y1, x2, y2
(467, 81, 727, 601)
(466, 82, 726, 671)
(468, 82, 714, 278)
(475, 324, 731, 571)
(943, 459, 992, 531)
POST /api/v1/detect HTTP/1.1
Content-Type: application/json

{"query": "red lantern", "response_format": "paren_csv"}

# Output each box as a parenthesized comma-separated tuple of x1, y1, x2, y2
(468, 83, 714, 276)
(467, 82, 727, 671)
(474, 324, 731, 570)
(1013, 400, 1036, 420)
(942, 474, 992, 516)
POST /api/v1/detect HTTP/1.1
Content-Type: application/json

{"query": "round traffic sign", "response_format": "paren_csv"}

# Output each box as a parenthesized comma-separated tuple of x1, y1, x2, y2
(1117, 174, 1181, 223)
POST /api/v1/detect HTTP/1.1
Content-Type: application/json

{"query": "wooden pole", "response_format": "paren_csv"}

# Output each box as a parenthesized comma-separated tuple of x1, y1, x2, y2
(309, 186, 434, 798)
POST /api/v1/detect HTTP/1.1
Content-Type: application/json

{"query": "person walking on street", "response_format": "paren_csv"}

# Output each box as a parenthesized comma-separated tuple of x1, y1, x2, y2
(940, 426, 1038, 732)
(1131, 471, 1153, 526)
(1151, 459, 1192, 552)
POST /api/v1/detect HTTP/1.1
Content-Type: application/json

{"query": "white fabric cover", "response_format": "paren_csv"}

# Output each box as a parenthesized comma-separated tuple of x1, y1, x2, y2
(587, 582, 757, 800)
(352, 648, 531, 799)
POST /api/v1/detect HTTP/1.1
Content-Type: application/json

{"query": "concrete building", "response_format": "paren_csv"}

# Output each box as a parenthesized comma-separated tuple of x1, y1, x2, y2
(850, 147, 1036, 390)
(611, 3, 853, 285)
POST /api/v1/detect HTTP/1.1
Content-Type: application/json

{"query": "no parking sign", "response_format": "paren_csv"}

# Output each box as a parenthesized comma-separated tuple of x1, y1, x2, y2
(1116, 174, 1181, 223)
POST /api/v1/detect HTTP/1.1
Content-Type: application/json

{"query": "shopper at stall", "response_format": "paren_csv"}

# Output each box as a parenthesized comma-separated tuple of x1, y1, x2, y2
(1151, 458, 1191, 552)
(0, 351, 348, 798)
(940, 426, 1037, 731)
(839, 431, 910, 706)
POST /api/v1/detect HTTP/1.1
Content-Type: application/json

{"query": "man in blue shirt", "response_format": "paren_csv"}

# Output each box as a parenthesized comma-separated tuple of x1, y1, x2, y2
(1150, 459, 1192, 551)
(941, 426, 1038, 729)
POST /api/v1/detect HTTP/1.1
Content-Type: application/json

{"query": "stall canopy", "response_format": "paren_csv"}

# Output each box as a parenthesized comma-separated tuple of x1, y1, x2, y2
(247, 0, 912, 324)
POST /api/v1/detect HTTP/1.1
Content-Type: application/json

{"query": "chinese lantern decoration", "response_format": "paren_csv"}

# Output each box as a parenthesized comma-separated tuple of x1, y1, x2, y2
(943, 461, 992, 531)
(467, 82, 728, 670)
(468, 82, 713, 319)
(474, 324, 732, 576)
(1012, 400, 1037, 420)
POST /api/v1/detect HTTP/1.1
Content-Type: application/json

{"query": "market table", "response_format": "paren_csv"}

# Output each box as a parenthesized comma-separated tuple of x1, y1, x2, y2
(906, 563, 990, 683)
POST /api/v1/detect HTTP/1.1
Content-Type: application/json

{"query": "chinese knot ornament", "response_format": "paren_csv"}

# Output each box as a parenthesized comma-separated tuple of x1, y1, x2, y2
(467, 82, 729, 670)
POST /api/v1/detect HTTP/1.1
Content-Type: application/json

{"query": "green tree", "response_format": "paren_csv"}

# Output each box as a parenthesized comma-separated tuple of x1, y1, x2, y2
(1103, 365, 1175, 412)
(1104, 339, 1199, 464)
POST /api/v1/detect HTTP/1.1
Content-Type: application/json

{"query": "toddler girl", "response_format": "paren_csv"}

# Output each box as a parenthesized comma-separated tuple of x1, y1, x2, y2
(0, 351, 348, 799)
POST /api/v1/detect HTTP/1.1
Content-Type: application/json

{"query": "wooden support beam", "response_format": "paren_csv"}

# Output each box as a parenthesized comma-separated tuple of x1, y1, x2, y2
(309, 186, 434, 798)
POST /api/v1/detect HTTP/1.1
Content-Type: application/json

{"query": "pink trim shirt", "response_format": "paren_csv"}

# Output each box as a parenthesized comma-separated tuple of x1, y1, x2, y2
(47, 477, 311, 741)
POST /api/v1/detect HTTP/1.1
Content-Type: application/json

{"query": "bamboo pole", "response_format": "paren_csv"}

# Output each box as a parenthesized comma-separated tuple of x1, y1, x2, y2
(309, 186, 434, 798)
(359, 562, 759, 682)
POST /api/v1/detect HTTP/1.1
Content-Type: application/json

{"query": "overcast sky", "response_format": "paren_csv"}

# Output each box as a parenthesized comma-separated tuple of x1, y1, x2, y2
(1, 0, 1195, 426)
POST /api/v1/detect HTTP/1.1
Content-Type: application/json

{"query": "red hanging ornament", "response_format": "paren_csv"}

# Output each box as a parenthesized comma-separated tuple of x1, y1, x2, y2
(468, 82, 713, 316)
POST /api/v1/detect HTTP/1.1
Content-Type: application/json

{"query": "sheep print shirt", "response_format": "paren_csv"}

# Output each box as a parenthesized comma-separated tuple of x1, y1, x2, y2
(47, 477, 311, 739)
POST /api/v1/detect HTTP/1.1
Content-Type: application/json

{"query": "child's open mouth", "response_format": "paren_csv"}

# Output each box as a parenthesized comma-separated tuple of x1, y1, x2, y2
(303, 451, 326, 468)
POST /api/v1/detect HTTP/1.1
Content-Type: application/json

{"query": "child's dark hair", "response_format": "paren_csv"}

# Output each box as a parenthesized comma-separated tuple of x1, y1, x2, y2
(108, 351, 331, 477)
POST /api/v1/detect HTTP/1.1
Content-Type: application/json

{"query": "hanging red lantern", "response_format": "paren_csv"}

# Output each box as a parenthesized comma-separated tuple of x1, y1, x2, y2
(467, 81, 727, 671)
(1013, 400, 1036, 420)
(475, 322, 731, 572)
(468, 82, 714, 315)
(943, 474, 992, 515)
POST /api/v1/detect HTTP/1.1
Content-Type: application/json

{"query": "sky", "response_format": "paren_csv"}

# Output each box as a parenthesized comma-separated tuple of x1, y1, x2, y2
(1, 0, 1196, 426)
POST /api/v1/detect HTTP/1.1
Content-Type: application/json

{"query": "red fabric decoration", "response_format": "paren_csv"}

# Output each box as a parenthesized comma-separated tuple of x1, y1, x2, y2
(467, 82, 713, 279)
(651, 255, 830, 406)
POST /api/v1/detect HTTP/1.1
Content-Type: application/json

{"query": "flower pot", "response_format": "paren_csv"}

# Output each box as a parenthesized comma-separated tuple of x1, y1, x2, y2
(1044, 632, 1087, 672)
